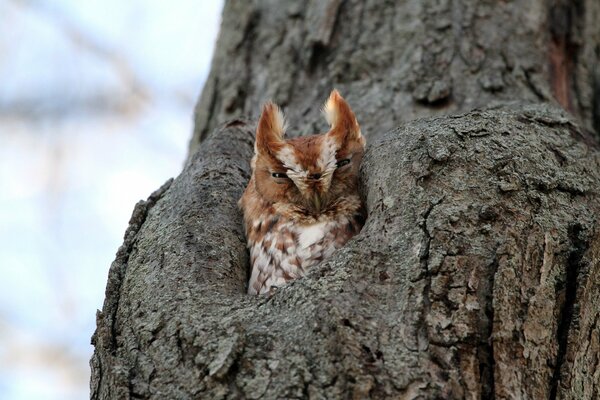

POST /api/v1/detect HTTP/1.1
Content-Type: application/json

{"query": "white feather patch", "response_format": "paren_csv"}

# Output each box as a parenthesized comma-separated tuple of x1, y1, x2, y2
(317, 135, 338, 191)
(277, 146, 301, 171)
(272, 104, 288, 136)
(277, 145, 309, 192)
(318, 136, 338, 170)
(297, 221, 328, 249)
(322, 95, 338, 127)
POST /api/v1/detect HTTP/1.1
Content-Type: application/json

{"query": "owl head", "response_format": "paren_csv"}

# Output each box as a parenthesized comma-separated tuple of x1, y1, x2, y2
(251, 90, 365, 216)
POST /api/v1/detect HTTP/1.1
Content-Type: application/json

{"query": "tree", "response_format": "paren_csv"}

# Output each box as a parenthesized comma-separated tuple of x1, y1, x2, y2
(91, 1, 600, 398)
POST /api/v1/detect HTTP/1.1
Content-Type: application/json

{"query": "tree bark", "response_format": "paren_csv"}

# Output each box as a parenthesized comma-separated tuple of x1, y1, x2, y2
(91, 1, 600, 399)
(190, 0, 600, 154)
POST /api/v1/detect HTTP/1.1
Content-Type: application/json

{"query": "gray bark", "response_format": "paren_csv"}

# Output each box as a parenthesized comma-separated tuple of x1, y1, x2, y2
(190, 0, 600, 154)
(91, 1, 600, 399)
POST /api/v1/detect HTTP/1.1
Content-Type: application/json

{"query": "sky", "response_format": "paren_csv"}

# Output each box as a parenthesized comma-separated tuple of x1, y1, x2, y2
(0, 1, 223, 398)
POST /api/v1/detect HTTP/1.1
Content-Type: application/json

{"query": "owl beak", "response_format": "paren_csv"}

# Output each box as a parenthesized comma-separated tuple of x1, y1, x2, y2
(312, 193, 322, 213)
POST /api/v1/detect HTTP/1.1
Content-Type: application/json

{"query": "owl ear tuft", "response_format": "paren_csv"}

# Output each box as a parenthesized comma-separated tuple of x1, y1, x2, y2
(256, 102, 287, 155)
(323, 90, 362, 143)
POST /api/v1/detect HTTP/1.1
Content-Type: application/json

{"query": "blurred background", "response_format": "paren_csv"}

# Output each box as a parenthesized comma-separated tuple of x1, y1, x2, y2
(0, 1, 223, 398)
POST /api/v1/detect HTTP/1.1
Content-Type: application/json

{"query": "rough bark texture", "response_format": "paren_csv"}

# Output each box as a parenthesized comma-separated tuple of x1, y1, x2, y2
(91, 105, 600, 399)
(190, 0, 600, 154)
(91, 1, 600, 399)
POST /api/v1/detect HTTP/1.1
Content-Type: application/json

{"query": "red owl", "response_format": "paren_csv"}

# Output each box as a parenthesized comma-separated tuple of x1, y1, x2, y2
(239, 90, 366, 295)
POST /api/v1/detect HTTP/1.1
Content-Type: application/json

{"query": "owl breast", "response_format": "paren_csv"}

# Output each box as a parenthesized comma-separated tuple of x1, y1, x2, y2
(240, 90, 365, 295)
(247, 208, 363, 295)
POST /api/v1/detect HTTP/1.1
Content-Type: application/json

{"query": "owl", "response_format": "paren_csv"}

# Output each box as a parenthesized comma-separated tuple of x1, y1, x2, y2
(239, 90, 366, 295)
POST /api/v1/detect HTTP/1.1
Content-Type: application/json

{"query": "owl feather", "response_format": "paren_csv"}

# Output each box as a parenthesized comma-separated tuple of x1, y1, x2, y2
(239, 90, 366, 295)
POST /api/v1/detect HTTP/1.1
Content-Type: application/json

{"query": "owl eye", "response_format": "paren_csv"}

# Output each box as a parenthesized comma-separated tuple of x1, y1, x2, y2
(336, 159, 351, 168)
(271, 172, 288, 179)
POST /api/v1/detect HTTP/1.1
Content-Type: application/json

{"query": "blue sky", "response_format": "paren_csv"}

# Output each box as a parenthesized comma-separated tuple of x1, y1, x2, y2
(0, 1, 223, 398)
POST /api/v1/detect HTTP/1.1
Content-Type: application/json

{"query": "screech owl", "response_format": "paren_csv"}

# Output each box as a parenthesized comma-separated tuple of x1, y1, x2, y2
(239, 90, 366, 295)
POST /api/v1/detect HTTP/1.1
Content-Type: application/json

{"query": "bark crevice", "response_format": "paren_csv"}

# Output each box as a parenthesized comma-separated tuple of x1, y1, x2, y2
(481, 255, 498, 400)
(548, 0, 584, 113)
(549, 223, 588, 400)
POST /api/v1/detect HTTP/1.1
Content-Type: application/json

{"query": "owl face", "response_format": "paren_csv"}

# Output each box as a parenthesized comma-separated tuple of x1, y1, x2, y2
(252, 90, 365, 217)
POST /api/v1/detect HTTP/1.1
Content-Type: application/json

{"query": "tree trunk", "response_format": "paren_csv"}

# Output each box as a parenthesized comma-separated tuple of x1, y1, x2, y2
(190, 0, 600, 153)
(91, 1, 600, 399)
